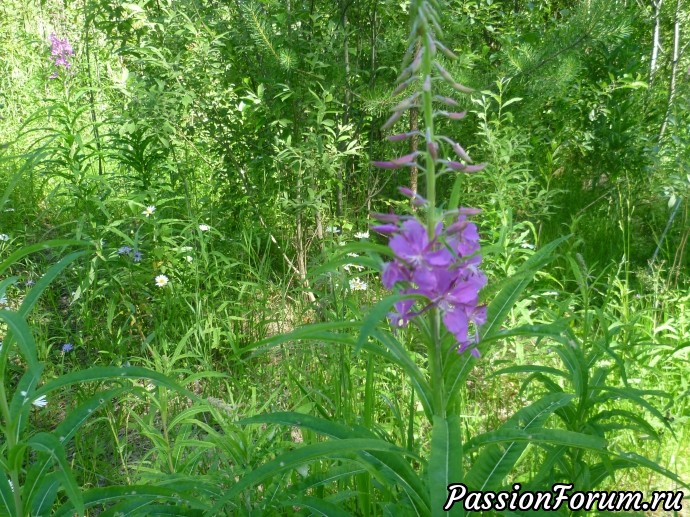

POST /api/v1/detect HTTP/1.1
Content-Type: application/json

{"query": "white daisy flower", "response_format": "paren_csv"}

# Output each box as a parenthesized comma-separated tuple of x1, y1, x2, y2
(0, 234, 9, 241)
(354, 231, 369, 239)
(155, 274, 169, 287)
(32, 395, 48, 408)
(199, 224, 210, 231)
(349, 278, 368, 291)
(142, 205, 156, 217)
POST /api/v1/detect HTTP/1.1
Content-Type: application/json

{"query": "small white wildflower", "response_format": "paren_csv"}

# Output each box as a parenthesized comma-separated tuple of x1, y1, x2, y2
(180, 246, 193, 252)
(199, 224, 210, 231)
(142, 205, 156, 217)
(349, 278, 367, 291)
(542, 291, 559, 297)
(325, 226, 341, 234)
(185, 255, 193, 262)
(32, 395, 48, 408)
(354, 231, 369, 239)
(347, 253, 358, 258)
(520, 243, 535, 249)
(3, 208, 15, 212)
(155, 274, 169, 287)
(0, 234, 9, 241)
(0, 295, 7, 306)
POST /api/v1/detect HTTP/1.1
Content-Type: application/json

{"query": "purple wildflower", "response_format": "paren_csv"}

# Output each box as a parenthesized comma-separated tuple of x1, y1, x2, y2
(61, 343, 74, 353)
(132, 251, 142, 263)
(48, 33, 74, 79)
(374, 205, 487, 356)
(117, 246, 132, 255)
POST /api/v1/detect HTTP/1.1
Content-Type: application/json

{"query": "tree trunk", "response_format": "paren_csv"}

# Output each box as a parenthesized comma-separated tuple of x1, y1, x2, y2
(650, 0, 663, 84)
(659, 0, 681, 141)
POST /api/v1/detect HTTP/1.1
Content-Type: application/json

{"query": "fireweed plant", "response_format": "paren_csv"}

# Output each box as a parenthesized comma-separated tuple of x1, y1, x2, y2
(207, 1, 690, 515)
(48, 34, 73, 80)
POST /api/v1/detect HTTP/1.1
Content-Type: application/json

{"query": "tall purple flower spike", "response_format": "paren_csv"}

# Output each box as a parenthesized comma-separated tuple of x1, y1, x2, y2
(373, 212, 487, 357)
(49, 33, 74, 79)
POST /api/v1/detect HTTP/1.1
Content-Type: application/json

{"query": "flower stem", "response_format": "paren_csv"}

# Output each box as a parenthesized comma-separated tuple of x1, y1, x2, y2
(419, 14, 445, 418)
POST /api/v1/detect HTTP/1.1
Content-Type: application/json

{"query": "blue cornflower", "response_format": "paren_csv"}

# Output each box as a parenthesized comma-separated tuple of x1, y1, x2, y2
(117, 246, 132, 255)
(61, 343, 74, 353)
(132, 251, 142, 263)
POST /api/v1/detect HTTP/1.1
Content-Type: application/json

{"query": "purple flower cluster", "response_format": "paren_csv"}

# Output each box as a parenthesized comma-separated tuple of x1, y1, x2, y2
(49, 33, 74, 79)
(373, 203, 487, 357)
(117, 245, 142, 263)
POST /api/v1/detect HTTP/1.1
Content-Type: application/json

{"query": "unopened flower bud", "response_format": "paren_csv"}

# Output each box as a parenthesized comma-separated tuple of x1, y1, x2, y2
(436, 40, 458, 60)
(434, 95, 459, 107)
(452, 142, 472, 163)
(382, 110, 403, 130)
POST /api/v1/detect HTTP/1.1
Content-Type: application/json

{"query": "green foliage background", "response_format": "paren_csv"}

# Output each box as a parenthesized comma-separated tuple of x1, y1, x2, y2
(0, 0, 689, 514)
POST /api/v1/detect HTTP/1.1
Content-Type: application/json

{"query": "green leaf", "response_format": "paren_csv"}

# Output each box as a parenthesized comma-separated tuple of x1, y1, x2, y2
(608, 451, 690, 490)
(596, 386, 671, 431)
(34, 366, 193, 400)
(278, 496, 353, 517)
(464, 393, 574, 490)
(0, 239, 90, 277)
(429, 415, 464, 517)
(29, 472, 61, 517)
(18, 250, 88, 318)
(0, 309, 40, 372)
(0, 474, 16, 516)
(237, 411, 428, 512)
(24, 387, 130, 511)
(482, 236, 569, 341)
(467, 428, 607, 451)
(54, 485, 210, 517)
(209, 436, 429, 515)
(26, 433, 84, 516)
(373, 330, 433, 418)
(9, 364, 45, 442)
(491, 364, 567, 380)
(355, 294, 415, 353)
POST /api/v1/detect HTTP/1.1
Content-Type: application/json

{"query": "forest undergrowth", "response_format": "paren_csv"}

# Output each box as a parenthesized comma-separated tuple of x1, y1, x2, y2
(1, 0, 689, 515)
